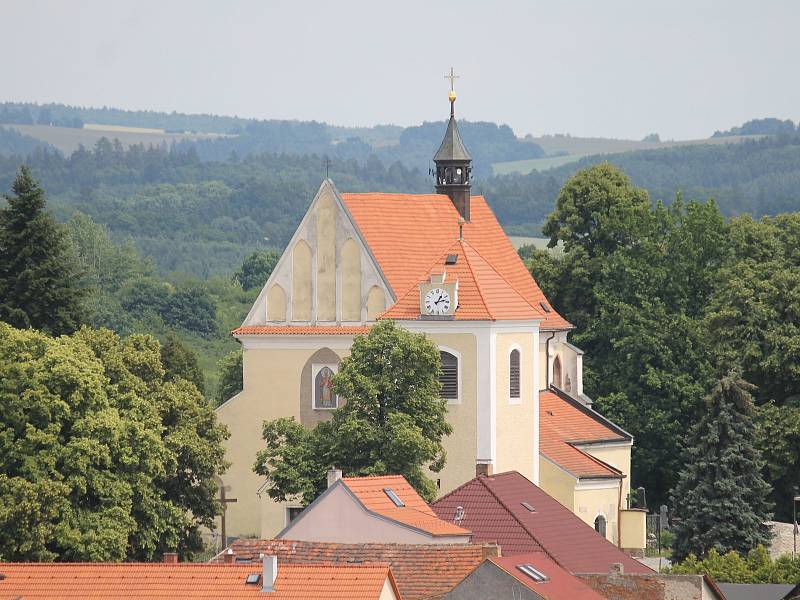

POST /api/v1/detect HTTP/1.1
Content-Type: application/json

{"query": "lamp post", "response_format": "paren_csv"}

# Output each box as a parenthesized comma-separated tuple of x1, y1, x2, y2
(793, 494, 800, 559)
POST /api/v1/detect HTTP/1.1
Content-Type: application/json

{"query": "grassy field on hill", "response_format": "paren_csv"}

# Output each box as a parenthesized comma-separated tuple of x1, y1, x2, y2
(4, 123, 228, 154)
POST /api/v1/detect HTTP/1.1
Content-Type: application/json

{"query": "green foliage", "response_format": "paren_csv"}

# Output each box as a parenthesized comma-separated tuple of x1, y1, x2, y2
(0, 167, 86, 335)
(215, 349, 243, 406)
(160, 332, 205, 394)
(670, 371, 772, 562)
(255, 320, 452, 504)
(670, 546, 800, 584)
(234, 250, 279, 290)
(0, 323, 228, 561)
(713, 118, 797, 138)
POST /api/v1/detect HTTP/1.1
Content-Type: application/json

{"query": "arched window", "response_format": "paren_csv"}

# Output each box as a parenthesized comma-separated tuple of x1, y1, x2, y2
(552, 355, 563, 389)
(509, 349, 521, 401)
(594, 515, 607, 538)
(440, 351, 458, 401)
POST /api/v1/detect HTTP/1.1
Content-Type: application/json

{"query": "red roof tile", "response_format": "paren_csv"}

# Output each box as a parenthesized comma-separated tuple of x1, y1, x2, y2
(341, 475, 470, 537)
(233, 326, 371, 336)
(431, 471, 652, 575)
(491, 553, 607, 600)
(341, 193, 571, 329)
(214, 539, 490, 600)
(540, 390, 629, 478)
(0, 562, 397, 600)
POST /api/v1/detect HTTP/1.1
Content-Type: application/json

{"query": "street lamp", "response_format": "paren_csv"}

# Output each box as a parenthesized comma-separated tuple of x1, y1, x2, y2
(793, 495, 800, 559)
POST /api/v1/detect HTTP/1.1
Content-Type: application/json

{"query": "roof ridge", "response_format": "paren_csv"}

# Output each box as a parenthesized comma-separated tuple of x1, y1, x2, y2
(460, 239, 544, 318)
(566, 443, 624, 477)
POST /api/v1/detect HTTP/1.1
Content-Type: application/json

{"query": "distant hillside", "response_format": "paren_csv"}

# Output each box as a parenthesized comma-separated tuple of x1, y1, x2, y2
(0, 126, 53, 156)
(713, 117, 797, 138)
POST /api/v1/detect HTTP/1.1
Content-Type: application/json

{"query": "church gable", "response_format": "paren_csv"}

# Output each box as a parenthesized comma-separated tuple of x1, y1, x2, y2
(243, 180, 393, 327)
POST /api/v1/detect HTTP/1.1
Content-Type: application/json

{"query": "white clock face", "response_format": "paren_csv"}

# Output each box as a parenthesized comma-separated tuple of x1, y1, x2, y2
(425, 287, 451, 315)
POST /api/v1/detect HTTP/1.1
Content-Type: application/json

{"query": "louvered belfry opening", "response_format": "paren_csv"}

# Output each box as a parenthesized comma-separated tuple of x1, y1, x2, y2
(440, 351, 458, 400)
(510, 349, 521, 399)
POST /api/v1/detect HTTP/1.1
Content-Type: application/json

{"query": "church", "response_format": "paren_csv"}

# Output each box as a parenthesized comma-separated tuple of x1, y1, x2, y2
(217, 80, 645, 552)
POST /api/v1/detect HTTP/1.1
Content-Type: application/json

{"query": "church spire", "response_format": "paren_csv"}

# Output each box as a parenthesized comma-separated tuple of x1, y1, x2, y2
(434, 68, 472, 222)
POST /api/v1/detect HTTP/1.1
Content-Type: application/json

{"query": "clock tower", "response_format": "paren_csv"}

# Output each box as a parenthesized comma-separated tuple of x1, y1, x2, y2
(434, 68, 472, 222)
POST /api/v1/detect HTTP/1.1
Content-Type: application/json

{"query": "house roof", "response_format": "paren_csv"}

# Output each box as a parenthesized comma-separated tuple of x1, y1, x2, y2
(490, 553, 607, 600)
(214, 539, 490, 600)
(0, 562, 397, 600)
(383, 239, 541, 321)
(233, 325, 371, 336)
(718, 583, 798, 600)
(340, 475, 470, 537)
(431, 471, 652, 574)
(340, 192, 571, 329)
(540, 389, 630, 479)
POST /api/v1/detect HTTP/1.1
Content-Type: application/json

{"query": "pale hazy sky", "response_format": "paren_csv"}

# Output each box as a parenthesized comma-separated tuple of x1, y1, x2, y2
(1, 0, 797, 140)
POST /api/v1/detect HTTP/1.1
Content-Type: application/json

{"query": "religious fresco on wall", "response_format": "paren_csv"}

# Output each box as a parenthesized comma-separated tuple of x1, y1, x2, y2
(315, 366, 337, 409)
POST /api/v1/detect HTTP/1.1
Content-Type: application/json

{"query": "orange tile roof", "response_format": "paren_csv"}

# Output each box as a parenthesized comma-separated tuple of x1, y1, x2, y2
(215, 539, 490, 600)
(540, 389, 630, 479)
(233, 326, 371, 336)
(490, 553, 607, 600)
(341, 475, 471, 537)
(341, 193, 571, 329)
(0, 562, 397, 600)
(383, 240, 541, 321)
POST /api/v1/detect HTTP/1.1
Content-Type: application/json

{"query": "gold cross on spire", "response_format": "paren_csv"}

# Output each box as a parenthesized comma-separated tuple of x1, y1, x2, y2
(444, 67, 460, 92)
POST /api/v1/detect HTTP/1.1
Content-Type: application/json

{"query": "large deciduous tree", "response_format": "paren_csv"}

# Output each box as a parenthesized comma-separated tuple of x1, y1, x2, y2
(255, 320, 451, 504)
(233, 250, 280, 291)
(0, 167, 86, 335)
(0, 323, 228, 561)
(670, 371, 772, 562)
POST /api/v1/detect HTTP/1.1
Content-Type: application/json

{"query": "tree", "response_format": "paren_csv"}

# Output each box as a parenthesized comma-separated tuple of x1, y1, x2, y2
(162, 285, 218, 335)
(670, 371, 772, 562)
(0, 166, 86, 335)
(215, 348, 243, 406)
(161, 332, 205, 394)
(0, 323, 228, 561)
(255, 320, 451, 504)
(233, 250, 280, 291)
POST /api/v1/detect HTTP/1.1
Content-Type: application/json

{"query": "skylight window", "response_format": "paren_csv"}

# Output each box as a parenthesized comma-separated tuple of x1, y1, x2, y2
(445, 254, 458, 265)
(517, 564, 549, 582)
(521, 501, 535, 512)
(245, 573, 261, 585)
(383, 488, 405, 507)
(539, 301, 552, 313)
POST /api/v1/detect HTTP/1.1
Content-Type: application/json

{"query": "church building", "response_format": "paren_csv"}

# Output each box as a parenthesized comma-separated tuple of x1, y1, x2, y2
(217, 81, 643, 551)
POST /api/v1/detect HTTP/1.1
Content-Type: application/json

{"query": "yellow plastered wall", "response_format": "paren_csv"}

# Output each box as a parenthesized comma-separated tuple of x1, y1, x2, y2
(580, 444, 632, 504)
(425, 332, 477, 497)
(538, 338, 548, 389)
(495, 333, 536, 478)
(574, 485, 621, 544)
(366, 286, 386, 321)
(539, 457, 577, 510)
(619, 509, 647, 550)
(217, 345, 350, 539)
(266, 284, 286, 321)
(292, 241, 312, 321)
(341, 239, 361, 321)
(316, 195, 336, 321)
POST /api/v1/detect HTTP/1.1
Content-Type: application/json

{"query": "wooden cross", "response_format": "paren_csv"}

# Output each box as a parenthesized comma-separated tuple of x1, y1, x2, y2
(218, 485, 238, 549)
(444, 67, 460, 91)
(323, 156, 332, 178)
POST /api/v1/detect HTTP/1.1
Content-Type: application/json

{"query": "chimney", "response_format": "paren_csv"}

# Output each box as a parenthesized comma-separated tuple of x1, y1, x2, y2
(261, 555, 278, 593)
(476, 461, 493, 478)
(163, 552, 178, 564)
(482, 543, 501, 559)
(327, 467, 342, 488)
(610, 563, 624, 575)
(223, 548, 235, 564)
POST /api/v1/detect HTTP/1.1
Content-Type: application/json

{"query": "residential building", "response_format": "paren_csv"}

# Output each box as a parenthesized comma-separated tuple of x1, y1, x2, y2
(275, 473, 471, 544)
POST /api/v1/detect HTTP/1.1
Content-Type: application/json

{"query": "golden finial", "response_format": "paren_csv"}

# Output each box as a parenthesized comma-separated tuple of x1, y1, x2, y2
(448, 89, 457, 103)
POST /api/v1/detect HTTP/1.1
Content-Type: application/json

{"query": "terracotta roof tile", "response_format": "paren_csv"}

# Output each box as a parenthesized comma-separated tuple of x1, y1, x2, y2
(491, 553, 608, 600)
(233, 326, 371, 336)
(431, 471, 652, 575)
(341, 475, 470, 537)
(0, 562, 396, 600)
(341, 193, 571, 329)
(540, 390, 629, 478)
(215, 539, 488, 600)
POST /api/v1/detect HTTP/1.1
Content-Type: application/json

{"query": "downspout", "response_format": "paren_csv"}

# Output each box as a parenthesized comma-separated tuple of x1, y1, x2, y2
(617, 475, 625, 549)
(544, 332, 556, 389)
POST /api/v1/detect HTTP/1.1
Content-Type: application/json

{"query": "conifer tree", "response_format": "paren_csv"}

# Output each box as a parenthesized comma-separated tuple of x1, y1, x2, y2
(0, 167, 85, 335)
(160, 332, 206, 394)
(670, 370, 773, 562)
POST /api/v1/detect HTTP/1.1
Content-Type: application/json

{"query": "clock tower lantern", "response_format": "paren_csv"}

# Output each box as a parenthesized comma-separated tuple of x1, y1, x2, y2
(434, 68, 472, 222)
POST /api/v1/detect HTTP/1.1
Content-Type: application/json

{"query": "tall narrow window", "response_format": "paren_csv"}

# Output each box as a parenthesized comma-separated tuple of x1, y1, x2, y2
(552, 355, 563, 389)
(509, 349, 521, 401)
(440, 351, 458, 401)
(594, 515, 607, 538)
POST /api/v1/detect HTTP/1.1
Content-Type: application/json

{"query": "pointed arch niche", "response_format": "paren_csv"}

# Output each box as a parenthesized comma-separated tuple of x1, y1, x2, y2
(266, 284, 287, 321)
(341, 239, 361, 322)
(366, 286, 386, 321)
(553, 355, 563, 389)
(292, 240, 312, 321)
